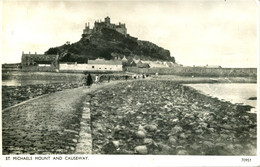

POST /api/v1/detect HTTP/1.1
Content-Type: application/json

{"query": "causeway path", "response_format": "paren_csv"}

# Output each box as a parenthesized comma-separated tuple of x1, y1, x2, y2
(2, 80, 132, 155)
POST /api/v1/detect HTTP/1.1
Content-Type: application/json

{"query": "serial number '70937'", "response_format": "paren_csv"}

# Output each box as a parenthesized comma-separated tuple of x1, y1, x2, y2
(241, 158, 251, 162)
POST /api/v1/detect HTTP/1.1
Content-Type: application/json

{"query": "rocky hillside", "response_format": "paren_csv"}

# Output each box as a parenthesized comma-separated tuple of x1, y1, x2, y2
(45, 28, 175, 63)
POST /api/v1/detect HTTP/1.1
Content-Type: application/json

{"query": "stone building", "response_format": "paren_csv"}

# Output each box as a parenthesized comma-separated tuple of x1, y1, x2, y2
(59, 58, 123, 72)
(83, 16, 127, 36)
(88, 58, 122, 71)
(21, 52, 59, 71)
(2, 63, 21, 71)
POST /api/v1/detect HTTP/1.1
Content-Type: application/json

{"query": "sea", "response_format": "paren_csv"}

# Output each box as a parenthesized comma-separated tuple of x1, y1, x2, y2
(185, 83, 257, 113)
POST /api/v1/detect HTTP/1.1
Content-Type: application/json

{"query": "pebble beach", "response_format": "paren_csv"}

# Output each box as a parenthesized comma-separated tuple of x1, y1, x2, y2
(89, 80, 256, 155)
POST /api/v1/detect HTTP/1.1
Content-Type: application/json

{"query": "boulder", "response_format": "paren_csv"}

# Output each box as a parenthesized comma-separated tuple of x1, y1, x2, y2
(168, 136, 177, 145)
(144, 124, 157, 132)
(203, 141, 214, 148)
(136, 130, 146, 138)
(177, 149, 188, 155)
(135, 145, 148, 154)
(112, 141, 120, 148)
(143, 138, 153, 145)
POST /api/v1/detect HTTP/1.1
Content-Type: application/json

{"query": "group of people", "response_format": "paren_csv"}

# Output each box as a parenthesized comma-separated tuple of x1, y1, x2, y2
(82, 73, 149, 87)
(132, 74, 148, 79)
(83, 73, 105, 87)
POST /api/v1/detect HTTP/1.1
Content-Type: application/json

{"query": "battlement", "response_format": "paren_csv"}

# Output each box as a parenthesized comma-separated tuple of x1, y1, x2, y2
(83, 16, 127, 36)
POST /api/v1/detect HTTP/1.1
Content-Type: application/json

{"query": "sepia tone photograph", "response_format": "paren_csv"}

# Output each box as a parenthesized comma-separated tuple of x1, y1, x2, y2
(1, 0, 259, 164)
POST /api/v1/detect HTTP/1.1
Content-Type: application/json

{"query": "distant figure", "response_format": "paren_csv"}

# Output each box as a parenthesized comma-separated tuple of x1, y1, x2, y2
(99, 75, 103, 83)
(125, 75, 128, 81)
(142, 74, 145, 79)
(86, 73, 93, 87)
(95, 75, 99, 84)
(108, 76, 110, 83)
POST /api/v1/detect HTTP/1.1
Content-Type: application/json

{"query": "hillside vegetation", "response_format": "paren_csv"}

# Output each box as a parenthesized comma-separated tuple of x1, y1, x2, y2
(45, 28, 175, 63)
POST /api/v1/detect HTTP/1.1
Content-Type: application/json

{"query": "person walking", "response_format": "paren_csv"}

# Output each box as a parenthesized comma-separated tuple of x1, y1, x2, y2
(95, 74, 99, 84)
(86, 73, 93, 87)
(108, 76, 110, 83)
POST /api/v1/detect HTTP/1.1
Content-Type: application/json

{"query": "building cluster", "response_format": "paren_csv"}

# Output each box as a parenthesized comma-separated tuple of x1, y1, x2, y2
(59, 58, 122, 72)
(193, 64, 222, 68)
(21, 52, 175, 72)
(83, 16, 127, 36)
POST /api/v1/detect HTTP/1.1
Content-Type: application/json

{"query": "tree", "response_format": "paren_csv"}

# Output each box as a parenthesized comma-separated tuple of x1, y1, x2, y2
(45, 47, 59, 54)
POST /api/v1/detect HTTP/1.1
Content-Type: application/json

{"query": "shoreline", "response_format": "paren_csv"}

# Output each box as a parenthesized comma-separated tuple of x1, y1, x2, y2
(151, 75, 257, 84)
(183, 84, 257, 114)
(2, 75, 256, 110)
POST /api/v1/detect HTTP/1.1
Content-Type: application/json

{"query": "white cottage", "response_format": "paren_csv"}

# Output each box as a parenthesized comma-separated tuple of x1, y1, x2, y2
(59, 58, 123, 72)
(88, 58, 122, 71)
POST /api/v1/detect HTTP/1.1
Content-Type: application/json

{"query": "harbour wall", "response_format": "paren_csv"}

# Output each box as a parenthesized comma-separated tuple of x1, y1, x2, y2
(127, 67, 257, 77)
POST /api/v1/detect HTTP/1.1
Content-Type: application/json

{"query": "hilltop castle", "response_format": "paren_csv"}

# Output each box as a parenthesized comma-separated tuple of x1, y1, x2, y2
(83, 16, 127, 36)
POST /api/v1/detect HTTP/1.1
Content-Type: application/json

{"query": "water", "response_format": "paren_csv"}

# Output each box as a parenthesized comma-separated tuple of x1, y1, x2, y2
(2, 79, 66, 86)
(2, 71, 84, 86)
(185, 83, 257, 113)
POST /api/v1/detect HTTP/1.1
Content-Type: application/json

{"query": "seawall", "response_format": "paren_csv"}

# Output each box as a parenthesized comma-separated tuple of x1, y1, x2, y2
(127, 66, 257, 77)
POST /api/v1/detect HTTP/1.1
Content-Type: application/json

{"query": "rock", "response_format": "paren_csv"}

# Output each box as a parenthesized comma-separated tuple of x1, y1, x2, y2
(135, 145, 148, 154)
(136, 116, 142, 120)
(234, 144, 243, 150)
(207, 128, 214, 132)
(144, 124, 157, 132)
(177, 149, 188, 155)
(179, 133, 187, 139)
(190, 144, 200, 150)
(248, 97, 257, 100)
(143, 138, 153, 145)
(136, 130, 146, 138)
(203, 141, 214, 148)
(138, 125, 146, 131)
(102, 142, 117, 154)
(195, 129, 203, 134)
(112, 141, 120, 148)
(225, 144, 234, 150)
(171, 118, 179, 124)
(221, 124, 232, 130)
(184, 113, 194, 119)
(220, 133, 229, 139)
(176, 146, 184, 150)
(158, 143, 172, 154)
(171, 126, 183, 135)
(168, 136, 177, 145)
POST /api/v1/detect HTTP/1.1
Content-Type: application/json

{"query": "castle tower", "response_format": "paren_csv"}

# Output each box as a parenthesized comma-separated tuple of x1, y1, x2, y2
(105, 16, 110, 25)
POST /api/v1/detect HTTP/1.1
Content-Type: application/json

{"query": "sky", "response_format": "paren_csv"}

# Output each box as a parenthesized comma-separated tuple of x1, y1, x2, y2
(1, 0, 258, 67)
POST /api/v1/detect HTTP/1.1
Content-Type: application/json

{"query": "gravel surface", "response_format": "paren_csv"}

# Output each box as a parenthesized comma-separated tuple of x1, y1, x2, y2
(89, 80, 256, 155)
(2, 87, 87, 154)
(2, 82, 81, 110)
